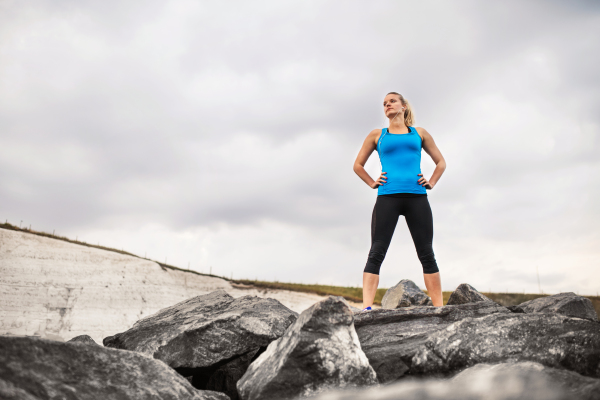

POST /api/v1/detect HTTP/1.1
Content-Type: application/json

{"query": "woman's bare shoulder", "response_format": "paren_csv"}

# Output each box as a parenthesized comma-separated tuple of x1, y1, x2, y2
(368, 128, 383, 142)
(415, 126, 430, 141)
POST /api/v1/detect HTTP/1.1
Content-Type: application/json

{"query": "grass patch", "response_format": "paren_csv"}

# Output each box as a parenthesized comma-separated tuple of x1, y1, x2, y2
(237, 279, 600, 315)
(232, 280, 386, 305)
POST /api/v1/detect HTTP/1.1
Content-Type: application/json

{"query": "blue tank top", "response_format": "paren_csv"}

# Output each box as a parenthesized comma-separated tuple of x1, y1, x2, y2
(377, 126, 426, 195)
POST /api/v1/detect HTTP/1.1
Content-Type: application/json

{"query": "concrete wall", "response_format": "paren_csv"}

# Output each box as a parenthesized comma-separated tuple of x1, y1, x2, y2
(0, 228, 336, 343)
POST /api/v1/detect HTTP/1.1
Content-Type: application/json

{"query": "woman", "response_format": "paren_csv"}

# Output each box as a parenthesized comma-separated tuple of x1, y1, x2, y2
(353, 92, 446, 309)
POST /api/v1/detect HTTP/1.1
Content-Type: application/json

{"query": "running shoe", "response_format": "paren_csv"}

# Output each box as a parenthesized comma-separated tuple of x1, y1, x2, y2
(361, 306, 372, 312)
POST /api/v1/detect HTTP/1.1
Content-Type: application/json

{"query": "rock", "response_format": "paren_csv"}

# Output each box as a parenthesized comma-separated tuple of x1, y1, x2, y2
(517, 292, 598, 321)
(349, 306, 362, 313)
(381, 279, 432, 309)
(0, 335, 229, 400)
(236, 296, 377, 400)
(446, 283, 493, 305)
(104, 290, 298, 399)
(308, 361, 600, 400)
(411, 312, 600, 378)
(452, 361, 600, 400)
(67, 334, 98, 345)
(354, 301, 510, 383)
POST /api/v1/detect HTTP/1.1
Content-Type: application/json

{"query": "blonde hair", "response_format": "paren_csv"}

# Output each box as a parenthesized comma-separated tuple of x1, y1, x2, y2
(387, 92, 415, 127)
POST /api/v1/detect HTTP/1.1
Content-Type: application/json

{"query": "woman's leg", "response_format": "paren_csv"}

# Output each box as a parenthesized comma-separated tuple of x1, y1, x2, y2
(362, 272, 379, 309)
(423, 272, 443, 306)
(404, 197, 443, 306)
(363, 196, 400, 308)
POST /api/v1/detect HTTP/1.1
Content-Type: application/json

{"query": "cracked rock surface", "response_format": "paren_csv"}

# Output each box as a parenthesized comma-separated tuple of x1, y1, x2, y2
(237, 296, 377, 400)
(411, 312, 600, 378)
(516, 292, 598, 321)
(104, 290, 297, 399)
(354, 301, 510, 383)
(0, 335, 228, 400)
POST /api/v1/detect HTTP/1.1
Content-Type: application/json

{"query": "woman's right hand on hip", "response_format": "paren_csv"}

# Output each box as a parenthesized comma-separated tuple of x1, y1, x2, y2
(371, 172, 387, 189)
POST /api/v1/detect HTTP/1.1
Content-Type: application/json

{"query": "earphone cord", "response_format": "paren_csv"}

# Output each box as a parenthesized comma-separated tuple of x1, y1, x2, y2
(380, 106, 405, 179)
(391, 107, 404, 124)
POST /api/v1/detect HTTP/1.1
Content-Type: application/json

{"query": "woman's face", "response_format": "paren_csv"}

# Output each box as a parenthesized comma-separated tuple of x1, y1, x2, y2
(383, 94, 403, 118)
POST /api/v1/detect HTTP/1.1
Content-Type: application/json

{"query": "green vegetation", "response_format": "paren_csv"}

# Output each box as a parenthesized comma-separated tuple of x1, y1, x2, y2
(3, 222, 599, 315)
(232, 280, 387, 304)
(234, 279, 600, 316)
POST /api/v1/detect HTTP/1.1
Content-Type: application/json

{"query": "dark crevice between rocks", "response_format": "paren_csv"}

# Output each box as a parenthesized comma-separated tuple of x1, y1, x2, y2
(175, 346, 267, 400)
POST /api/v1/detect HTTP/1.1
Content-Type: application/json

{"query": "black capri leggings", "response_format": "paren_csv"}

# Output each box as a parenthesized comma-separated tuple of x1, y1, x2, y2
(364, 194, 439, 275)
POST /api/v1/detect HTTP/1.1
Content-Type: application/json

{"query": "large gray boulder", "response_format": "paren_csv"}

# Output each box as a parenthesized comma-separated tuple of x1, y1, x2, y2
(354, 301, 510, 383)
(381, 279, 432, 309)
(446, 283, 494, 305)
(411, 312, 600, 378)
(309, 361, 600, 400)
(0, 335, 228, 400)
(453, 362, 600, 400)
(516, 292, 598, 321)
(237, 296, 377, 400)
(104, 290, 298, 399)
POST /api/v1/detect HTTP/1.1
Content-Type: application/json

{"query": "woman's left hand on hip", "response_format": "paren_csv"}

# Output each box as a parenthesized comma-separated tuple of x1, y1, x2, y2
(417, 174, 434, 190)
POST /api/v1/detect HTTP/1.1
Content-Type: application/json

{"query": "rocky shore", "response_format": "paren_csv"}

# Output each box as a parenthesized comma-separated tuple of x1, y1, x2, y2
(2, 279, 599, 399)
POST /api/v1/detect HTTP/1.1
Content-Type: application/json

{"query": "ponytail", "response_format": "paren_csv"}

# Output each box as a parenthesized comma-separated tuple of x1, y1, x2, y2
(387, 92, 415, 127)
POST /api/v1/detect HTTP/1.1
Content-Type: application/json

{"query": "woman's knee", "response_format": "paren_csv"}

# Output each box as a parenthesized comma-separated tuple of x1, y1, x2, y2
(417, 248, 439, 274)
(364, 240, 388, 275)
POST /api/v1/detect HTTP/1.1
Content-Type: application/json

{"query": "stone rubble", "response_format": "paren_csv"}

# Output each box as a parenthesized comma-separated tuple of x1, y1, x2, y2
(104, 290, 297, 399)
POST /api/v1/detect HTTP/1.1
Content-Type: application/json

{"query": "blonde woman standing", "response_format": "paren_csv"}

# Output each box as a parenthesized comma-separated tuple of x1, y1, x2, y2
(353, 92, 447, 310)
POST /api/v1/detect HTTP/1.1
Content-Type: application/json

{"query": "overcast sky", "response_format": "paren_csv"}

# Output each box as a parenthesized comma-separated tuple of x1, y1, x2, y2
(1, 0, 599, 295)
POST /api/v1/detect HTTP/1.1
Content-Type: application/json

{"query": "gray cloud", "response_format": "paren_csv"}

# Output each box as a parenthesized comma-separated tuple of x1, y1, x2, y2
(1, 0, 599, 293)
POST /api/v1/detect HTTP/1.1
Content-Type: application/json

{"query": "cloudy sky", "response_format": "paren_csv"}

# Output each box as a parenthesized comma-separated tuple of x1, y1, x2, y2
(1, 0, 599, 295)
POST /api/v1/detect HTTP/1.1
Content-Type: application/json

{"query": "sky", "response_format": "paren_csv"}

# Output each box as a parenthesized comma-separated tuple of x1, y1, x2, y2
(1, 0, 599, 295)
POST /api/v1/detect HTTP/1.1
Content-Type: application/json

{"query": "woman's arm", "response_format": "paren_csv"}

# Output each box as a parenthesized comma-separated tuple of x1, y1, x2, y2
(353, 129, 387, 189)
(416, 127, 446, 189)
